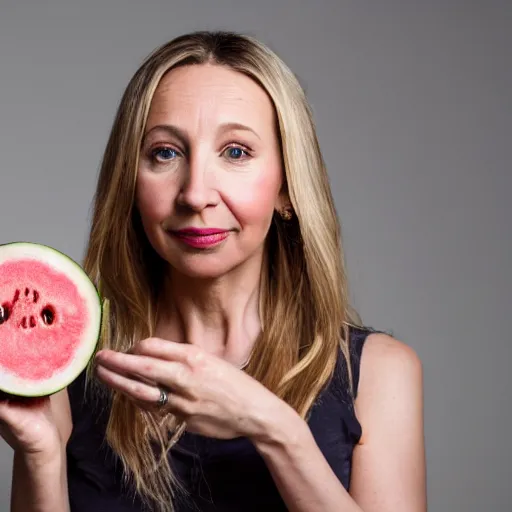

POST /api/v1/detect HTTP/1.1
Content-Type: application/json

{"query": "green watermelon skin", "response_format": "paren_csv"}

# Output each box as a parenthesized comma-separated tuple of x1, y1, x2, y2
(0, 242, 102, 397)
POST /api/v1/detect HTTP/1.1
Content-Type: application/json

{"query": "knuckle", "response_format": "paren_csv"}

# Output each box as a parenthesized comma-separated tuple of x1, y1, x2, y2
(136, 337, 159, 354)
(137, 338, 152, 353)
(186, 346, 206, 369)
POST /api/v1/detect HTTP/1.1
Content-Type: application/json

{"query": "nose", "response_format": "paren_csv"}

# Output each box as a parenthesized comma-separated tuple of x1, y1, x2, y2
(176, 154, 218, 212)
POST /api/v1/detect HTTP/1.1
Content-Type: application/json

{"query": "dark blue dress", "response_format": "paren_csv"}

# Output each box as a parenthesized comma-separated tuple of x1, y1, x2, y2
(66, 326, 371, 511)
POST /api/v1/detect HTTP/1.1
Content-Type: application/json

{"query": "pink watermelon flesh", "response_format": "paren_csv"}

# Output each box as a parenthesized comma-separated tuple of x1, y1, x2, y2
(0, 259, 89, 381)
(0, 243, 101, 396)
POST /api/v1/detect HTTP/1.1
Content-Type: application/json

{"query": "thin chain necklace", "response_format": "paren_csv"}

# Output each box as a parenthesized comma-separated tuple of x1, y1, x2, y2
(238, 356, 250, 370)
(236, 346, 255, 370)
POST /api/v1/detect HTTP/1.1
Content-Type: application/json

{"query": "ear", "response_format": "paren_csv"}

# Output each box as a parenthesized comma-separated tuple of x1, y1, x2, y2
(274, 182, 291, 211)
(274, 185, 294, 222)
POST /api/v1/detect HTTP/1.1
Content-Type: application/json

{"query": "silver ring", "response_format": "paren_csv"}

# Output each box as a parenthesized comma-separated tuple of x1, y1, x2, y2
(157, 387, 169, 407)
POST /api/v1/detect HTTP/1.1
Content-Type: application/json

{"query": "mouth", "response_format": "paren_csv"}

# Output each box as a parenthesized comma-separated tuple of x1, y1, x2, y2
(173, 228, 229, 236)
(168, 227, 231, 249)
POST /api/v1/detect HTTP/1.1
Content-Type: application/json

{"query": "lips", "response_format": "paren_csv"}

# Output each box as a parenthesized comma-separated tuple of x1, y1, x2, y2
(168, 227, 230, 248)
(173, 228, 228, 236)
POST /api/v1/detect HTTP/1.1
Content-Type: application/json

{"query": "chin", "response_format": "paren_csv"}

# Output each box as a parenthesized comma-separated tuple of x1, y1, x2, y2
(168, 256, 241, 281)
(150, 234, 263, 281)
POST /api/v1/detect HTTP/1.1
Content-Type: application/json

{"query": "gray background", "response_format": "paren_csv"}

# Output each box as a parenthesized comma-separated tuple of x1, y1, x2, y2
(0, 1, 510, 511)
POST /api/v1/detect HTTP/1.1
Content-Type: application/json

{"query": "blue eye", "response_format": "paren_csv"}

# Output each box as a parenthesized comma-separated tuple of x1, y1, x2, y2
(152, 147, 179, 161)
(225, 146, 248, 160)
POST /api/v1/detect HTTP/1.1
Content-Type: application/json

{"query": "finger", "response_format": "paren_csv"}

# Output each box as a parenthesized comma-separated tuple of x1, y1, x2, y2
(95, 363, 164, 406)
(95, 351, 189, 393)
(94, 356, 157, 387)
(130, 393, 193, 420)
(130, 337, 200, 364)
(95, 364, 192, 416)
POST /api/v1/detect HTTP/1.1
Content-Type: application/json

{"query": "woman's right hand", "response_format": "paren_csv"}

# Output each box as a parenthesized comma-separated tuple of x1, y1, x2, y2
(0, 393, 62, 458)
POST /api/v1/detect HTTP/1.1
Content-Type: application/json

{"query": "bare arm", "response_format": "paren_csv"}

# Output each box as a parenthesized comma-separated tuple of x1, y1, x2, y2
(253, 333, 426, 511)
(350, 333, 427, 511)
(10, 389, 73, 512)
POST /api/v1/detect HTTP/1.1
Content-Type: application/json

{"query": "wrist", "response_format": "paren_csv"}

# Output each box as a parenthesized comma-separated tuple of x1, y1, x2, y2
(250, 401, 311, 455)
(12, 443, 69, 512)
(16, 442, 64, 469)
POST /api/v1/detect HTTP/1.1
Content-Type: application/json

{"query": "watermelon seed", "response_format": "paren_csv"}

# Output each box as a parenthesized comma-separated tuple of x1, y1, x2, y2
(0, 303, 11, 325)
(24, 288, 29, 297)
(41, 306, 55, 326)
(33, 290, 39, 303)
(21, 317, 27, 329)
(30, 316, 36, 328)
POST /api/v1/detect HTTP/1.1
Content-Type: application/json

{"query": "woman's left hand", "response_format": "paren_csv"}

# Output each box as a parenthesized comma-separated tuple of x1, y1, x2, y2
(94, 337, 301, 442)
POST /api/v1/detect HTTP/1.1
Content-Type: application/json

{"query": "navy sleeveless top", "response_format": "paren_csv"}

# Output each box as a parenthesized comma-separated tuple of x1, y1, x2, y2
(66, 326, 371, 511)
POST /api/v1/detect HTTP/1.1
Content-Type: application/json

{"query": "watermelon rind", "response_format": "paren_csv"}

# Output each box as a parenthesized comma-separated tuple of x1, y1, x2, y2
(0, 241, 102, 397)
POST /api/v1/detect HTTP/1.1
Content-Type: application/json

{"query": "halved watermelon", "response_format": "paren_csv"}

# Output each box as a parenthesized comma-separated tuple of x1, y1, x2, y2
(0, 242, 102, 397)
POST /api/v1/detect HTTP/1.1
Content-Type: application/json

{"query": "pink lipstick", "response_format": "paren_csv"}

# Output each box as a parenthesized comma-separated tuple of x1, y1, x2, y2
(169, 228, 230, 249)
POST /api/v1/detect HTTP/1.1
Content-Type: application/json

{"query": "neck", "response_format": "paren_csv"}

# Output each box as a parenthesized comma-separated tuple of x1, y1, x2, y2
(156, 256, 263, 367)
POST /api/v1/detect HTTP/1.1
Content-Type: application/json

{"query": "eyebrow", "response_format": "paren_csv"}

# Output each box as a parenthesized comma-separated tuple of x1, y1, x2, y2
(219, 122, 261, 140)
(142, 122, 261, 144)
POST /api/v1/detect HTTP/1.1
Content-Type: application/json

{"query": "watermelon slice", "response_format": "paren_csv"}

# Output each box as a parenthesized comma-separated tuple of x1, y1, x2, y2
(0, 242, 102, 397)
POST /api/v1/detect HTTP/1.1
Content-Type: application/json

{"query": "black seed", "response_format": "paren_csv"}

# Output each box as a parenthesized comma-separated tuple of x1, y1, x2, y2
(24, 288, 29, 297)
(33, 290, 39, 303)
(41, 306, 55, 326)
(29, 316, 36, 328)
(0, 304, 10, 325)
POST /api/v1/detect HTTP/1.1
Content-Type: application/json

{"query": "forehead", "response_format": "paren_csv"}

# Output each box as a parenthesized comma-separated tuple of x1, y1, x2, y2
(146, 63, 276, 131)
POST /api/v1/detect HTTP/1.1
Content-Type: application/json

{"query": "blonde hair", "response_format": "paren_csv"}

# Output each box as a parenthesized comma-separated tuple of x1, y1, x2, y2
(83, 30, 361, 511)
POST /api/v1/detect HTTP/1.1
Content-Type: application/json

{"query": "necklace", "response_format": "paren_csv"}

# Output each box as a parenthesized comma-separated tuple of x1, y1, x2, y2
(236, 348, 254, 370)
(238, 357, 250, 370)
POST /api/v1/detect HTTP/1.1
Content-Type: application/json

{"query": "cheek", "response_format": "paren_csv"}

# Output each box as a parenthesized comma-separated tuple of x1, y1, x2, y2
(224, 167, 282, 227)
(135, 173, 174, 223)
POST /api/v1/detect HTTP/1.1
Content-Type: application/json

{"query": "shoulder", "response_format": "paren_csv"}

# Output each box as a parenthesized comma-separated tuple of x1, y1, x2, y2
(359, 331, 422, 382)
(343, 326, 421, 396)
(356, 332, 423, 425)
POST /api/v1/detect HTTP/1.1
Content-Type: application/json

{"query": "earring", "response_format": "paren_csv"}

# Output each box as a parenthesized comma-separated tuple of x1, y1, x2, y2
(279, 206, 294, 221)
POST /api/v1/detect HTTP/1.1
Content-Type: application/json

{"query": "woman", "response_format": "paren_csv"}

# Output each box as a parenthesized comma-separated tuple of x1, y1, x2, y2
(0, 31, 426, 511)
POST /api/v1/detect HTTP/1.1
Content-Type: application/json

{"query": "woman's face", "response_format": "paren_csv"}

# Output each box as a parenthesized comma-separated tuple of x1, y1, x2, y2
(136, 63, 285, 279)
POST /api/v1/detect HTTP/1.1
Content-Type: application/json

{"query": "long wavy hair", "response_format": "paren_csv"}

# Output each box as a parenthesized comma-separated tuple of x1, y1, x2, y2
(82, 30, 361, 511)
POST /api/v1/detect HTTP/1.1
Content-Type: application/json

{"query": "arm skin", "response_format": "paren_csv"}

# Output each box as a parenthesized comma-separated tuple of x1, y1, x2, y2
(252, 333, 427, 512)
(10, 389, 72, 512)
